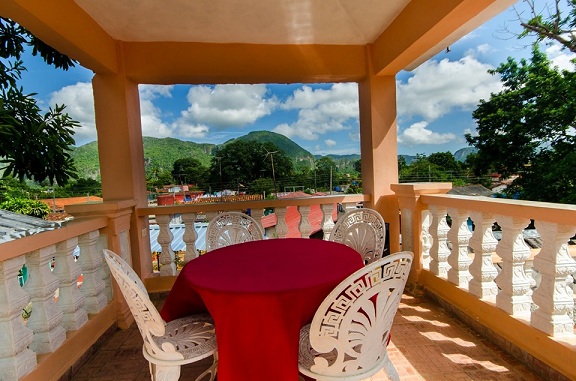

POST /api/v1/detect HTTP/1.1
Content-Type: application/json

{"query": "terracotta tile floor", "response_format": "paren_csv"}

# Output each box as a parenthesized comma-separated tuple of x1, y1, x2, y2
(70, 293, 545, 381)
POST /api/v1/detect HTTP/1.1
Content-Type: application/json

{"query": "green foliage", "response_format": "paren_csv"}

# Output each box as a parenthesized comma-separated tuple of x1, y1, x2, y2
(467, 45, 576, 203)
(0, 17, 79, 185)
(171, 157, 209, 188)
(0, 196, 50, 218)
(209, 140, 294, 193)
(519, 0, 576, 53)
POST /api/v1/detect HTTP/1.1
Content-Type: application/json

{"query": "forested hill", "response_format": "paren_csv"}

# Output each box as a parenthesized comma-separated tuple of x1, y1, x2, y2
(70, 137, 216, 180)
(70, 132, 315, 179)
(222, 131, 314, 160)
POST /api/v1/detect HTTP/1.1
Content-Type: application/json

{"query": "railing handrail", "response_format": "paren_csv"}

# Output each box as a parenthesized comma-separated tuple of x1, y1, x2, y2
(137, 194, 369, 216)
(0, 216, 109, 261)
(421, 194, 576, 225)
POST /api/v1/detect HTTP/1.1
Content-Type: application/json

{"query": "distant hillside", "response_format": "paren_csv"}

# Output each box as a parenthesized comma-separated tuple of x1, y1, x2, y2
(223, 131, 314, 161)
(454, 147, 478, 162)
(71, 137, 216, 180)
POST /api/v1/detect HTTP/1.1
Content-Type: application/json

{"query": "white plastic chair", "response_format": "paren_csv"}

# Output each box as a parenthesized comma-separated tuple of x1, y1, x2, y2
(103, 249, 218, 381)
(206, 211, 264, 252)
(298, 251, 413, 381)
(330, 208, 386, 264)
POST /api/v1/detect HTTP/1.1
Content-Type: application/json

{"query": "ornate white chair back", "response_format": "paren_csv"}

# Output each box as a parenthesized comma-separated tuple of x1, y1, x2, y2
(103, 249, 180, 361)
(330, 208, 386, 264)
(299, 251, 413, 380)
(206, 211, 264, 252)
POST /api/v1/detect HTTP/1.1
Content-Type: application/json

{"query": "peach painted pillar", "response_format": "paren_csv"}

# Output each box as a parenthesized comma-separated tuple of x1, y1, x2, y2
(92, 74, 152, 282)
(358, 56, 400, 253)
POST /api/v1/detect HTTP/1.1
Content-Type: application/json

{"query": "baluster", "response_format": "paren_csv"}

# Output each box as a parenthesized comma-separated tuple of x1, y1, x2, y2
(78, 231, 107, 313)
(420, 210, 432, 269)
(494, 216, 532, 316)
(298, 205, 312, 238)
(429, 205, 450, 278)
(0, 257, 36, 379)
(182, 212, 198, 263)
(23, 245, 66, 353)
(320, 203, 335, 240)
(275, 207, 289, 238)
(531, 222, 576, 336)
(101, 233, 114, 302)
(250, 208, 265, 234)
(468, 211, 499, 300)
(54, 238, 88, 331)
(156, 214, 176, 276)
(447, 208, 472, 288)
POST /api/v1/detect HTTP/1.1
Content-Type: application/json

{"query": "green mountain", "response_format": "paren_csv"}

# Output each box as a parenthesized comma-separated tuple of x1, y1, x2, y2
(70, 132, 316, 179)
(71, 137, 216, 180)
(454, 147, 478, 162)
(223, 131, 314, 161)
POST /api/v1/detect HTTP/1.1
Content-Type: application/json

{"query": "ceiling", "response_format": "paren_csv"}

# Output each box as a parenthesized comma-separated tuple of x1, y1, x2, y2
(74, 0, 411, 45)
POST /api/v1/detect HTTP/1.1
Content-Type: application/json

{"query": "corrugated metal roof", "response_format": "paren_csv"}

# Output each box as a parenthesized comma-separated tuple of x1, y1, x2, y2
(0, 209, 57, 243)
(149, 223, 209, 252)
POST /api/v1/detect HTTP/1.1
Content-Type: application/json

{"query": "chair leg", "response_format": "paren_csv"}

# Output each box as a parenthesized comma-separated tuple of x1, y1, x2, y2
(149, 362, 182, 381)
(384, 358, 400, 381)
(195, 352, 218, 381)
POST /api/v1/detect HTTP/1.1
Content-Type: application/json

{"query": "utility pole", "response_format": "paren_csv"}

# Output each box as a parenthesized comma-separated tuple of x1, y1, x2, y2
(264, 150, 278, 197)
(216, 156, 223, 200)
(329, 166, 333, 195)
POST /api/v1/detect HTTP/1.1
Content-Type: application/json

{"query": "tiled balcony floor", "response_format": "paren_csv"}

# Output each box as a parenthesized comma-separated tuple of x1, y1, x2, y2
(70, 293, 544, 381)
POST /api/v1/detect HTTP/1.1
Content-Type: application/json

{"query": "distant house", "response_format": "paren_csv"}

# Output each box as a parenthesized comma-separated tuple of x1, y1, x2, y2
(39, 195, 104, 222)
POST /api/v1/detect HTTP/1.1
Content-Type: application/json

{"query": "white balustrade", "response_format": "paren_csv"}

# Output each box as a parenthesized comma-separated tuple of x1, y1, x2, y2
(156, 214, 177, 276)
(531, 222, 576, 336)
(429, 204, 450, 278)
(182, 212, 198, 263)
(447, 207, 472, 287)
(275, 207, 289, 238)
(0, 257, 36, 379)
(54, 238, 88, 331)
(494, 215, 532, 316)
(23, 245, 66, 353)
(297, 205, 312, 238)
(320, 203, 335, 240)
(78, 231, 107, 313)
(468, 211, 499, 300)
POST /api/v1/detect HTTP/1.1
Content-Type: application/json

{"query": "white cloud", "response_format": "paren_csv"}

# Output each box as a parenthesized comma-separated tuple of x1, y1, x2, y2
(325, 139, 337, 146)
(274, 83, 359, 140)
(139, 85, 173, 138)
(49, 82, 96, 146)
(545, 43, 576, 71)
(398, 121, 457, 146)
(49, 83, 176, 146)
(397, 55, 502, 121)
(176, 84, 277, 129)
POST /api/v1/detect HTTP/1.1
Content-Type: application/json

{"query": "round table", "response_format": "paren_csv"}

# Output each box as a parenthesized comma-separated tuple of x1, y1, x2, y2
(160, 238, 364, 381)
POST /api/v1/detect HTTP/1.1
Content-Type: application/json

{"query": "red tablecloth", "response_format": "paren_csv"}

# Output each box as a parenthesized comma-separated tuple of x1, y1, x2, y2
(160, 238, 364, 381)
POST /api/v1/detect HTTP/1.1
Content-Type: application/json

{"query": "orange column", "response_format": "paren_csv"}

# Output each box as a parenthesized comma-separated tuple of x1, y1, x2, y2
(92, 74, 152, 281)
(358, 48, 400, 253)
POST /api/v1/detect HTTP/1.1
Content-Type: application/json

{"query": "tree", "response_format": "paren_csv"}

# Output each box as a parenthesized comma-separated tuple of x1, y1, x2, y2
(466, 45, 576, 203)
(1, 17, 79, 185)
(518, 0, 576, 53)
(315, 156, 336, 189)
(209, 141, 293, 193)
(171, 158, 208, 188)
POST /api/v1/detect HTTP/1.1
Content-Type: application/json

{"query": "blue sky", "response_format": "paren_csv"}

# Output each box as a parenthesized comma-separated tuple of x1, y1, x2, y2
(16, 2, 576, 157)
